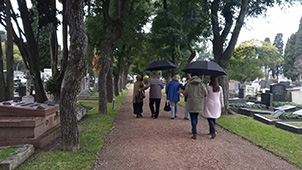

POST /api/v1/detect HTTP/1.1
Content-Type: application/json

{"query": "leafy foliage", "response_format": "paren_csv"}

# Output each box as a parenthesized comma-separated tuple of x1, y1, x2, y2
(228, 39, 282, 83)
(279, 112, 302, 120)
(229, 103, 267, 109)
(283, 17, 302, 81)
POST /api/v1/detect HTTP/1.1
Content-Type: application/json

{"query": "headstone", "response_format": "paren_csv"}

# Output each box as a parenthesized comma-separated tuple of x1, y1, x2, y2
(259, 80, 267, 89)
(279, 81, 290, 88)
(78, 73, 92, 98)
(266, 79, 273, 88)
(274, 105, 296, 112)
(293, 109, 302, 116)
(245, 85, 256, 96)
(271, 109, 285, 118)
(291, 91, 302, 104)
(22, 71, 34, 103)
(270, 83, 286, 101)
(239, 88, 245, 98)
(261, 93, 272, 107)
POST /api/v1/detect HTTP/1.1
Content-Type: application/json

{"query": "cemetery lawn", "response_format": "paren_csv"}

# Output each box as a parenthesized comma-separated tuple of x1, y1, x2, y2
(217, 114, 302, 168)
(0, 146, 17, 162)
(17, 91, 127, 170)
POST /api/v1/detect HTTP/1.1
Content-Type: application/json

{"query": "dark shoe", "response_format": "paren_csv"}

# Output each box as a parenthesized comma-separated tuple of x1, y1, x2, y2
(184, 118, 189, 120)
(211, 132, 217, 139)
(139, 114, 142, 117)
(192, 134, 197, 139)
(151, 114, 155, 118)
(175, 116, 177, 118)
(136, 114, 139, 118)
(171, 117, 174, 119)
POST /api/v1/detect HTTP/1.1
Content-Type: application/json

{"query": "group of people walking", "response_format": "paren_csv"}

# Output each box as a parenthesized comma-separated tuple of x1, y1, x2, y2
(132, 73, 224, 139)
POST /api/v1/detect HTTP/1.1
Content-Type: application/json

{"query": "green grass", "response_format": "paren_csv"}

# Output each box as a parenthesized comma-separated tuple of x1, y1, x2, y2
(217, 114, 302, 168)
(0, 146, 17, 162)
(17, 91, 127, 170)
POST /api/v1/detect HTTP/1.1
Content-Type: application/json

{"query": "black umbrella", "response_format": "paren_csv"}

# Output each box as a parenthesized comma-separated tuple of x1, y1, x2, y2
(145, 60, 176, 71)
(181, 61, 227, 76)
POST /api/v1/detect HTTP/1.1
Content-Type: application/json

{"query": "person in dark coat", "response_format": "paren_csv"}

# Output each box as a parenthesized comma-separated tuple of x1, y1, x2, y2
(133, 75, 144, 118)
(166, 75, 181, 119)
(141, 73, 164, 119)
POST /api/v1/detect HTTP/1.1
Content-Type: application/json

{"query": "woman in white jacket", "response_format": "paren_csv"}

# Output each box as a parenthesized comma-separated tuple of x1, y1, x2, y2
(204, 76, 224, 139)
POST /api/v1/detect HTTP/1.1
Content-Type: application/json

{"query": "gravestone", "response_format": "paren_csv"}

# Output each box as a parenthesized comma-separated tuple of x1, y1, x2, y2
(291, 91, 302, 104)
(261, 93, 272, 107)
(293, 109, 302, 116)
(266, 79, 274, 88)
(280, 81, 290, 88)
(274, 105, 296, 112)
(239, 88, 245, 98)
(22, 71, 34, 103)
(245, 85, 256, 96)
(270, 83, 286, 101)
(271, 109, 285, 118)
(259, 80, 267, 89)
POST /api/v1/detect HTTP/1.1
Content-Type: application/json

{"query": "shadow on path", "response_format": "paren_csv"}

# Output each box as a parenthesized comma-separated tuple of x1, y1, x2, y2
(92, 84, 299, 170)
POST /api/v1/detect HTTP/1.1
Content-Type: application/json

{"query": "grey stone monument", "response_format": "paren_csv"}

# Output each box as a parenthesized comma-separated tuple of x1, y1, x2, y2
(22, 71, 34, 103)
(270, 83, 286, 101)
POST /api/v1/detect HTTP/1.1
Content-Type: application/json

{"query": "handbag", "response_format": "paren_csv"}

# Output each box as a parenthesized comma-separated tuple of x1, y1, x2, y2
(139, 90, 145, 99)
(164, 101, 171, 111)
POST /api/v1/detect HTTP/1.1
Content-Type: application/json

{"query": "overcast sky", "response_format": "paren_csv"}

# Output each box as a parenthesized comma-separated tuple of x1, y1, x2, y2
(237, 3, 302, 46)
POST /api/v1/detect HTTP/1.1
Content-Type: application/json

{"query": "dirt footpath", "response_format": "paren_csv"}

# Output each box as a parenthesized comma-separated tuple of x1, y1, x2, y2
(92, 84, 299, 170)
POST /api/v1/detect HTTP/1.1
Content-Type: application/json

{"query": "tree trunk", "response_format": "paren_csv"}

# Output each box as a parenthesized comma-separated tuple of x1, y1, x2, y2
(60, 0, 87, 151)
(107, 57, 113, 103)
(17, 0, 48, 103)
(50, 0, 59, 76)
(113, 72, 119, 96)
(0, 35, 5, 102)
(211, 0, 249, 114)
(98, 49, 110, 114)
(5, 0, 14, 100)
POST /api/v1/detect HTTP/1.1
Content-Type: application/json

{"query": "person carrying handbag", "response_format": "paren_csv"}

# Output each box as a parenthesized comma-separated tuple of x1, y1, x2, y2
(133, 75, 144, 118)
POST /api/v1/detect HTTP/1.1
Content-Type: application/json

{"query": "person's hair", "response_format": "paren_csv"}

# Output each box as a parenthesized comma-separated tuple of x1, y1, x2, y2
(209, 76, 220, 92)
(172, 74, 180, 81)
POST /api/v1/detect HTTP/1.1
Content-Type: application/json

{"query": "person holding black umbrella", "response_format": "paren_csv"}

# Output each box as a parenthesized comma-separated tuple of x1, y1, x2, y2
(203, 76, 224, 139)
(179, 74, 207, 139)
(141, 73, 165, 119)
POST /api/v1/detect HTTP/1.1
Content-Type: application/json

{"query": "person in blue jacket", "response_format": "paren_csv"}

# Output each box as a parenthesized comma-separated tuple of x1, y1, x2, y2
(166, 75, 181, 119)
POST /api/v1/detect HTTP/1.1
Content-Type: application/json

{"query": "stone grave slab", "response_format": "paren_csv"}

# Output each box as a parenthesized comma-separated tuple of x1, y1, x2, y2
(271, 109, 284, 118)
(291, 91, 302, 104)
(274, 105, 296, 112)
(293, 109, 302, 116)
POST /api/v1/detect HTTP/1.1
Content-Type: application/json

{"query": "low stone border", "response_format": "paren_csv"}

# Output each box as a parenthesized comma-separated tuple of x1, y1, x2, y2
(238, 108, 272, 117)
(275, 121, 302, 134)
(253, 114, 280, 125)
(0, 144, 34, 170)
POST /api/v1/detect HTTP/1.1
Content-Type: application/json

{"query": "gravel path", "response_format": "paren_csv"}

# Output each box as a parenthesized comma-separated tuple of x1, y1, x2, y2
(92, 84, 299, 170)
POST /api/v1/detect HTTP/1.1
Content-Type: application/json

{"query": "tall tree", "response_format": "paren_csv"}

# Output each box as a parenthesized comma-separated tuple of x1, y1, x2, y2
(60, 0, 87, 151)
(272, 33, 284, 79)
(284, 16, 302, 81)
(208, 0, 295, 113)
(0, 35, 5, 102)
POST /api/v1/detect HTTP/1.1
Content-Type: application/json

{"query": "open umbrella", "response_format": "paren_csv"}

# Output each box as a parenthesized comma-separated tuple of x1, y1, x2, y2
(181, 61, 227, 76)
(145, 60, 176, 71)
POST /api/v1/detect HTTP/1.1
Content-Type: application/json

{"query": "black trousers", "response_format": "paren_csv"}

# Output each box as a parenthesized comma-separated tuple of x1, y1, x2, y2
(207, 118, 216, 134)
(149, 98, 161, 118)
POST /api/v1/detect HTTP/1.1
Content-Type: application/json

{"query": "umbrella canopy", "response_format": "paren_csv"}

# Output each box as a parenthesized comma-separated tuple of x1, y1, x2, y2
(145, 60, 176, 71)
(181, 61, 227, 76)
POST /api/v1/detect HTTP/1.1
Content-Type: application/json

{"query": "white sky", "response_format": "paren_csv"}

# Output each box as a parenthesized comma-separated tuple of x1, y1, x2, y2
(237, 3, 302, 46)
